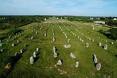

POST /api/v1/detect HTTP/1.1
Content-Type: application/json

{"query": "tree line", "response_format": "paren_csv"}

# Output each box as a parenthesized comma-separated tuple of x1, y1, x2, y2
(0, 16, 48, 29)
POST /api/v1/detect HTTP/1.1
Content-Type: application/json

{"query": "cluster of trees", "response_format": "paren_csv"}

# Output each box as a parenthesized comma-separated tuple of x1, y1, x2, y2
(106, 20, 117, 26)
(108, 28, 117, 40)
(67, 16, 117, 26)
(67, 16, 93, 22)
(0, 16, 47, 29)
(99, 17, 117, 26)
(100, 28, 117, 40)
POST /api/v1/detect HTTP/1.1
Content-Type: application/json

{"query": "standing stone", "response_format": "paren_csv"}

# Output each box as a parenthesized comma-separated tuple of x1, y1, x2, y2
(0, 49, 3, 52)
(54, 52, 57, 58)
(14, 52, 19, 56)
(53, 32, 55, 36)
(98, 42, 102, 47)
(64, 44, 71, 48)
(88, 38, 91, 41)
(81, 40, 84, 43)
(92, 39, 94, 42)
(70, 52, 76, 59)
(67, 39, 70, 43)
(40, 27, 42, 30)
(53, 46, 56, 53)
(0, 40, 1, 43)
(33, 51, 37, 58)
(30, 56, 34, 64)
(93, 54, 98, 64)
(36, 31, 38, 35)
(14, 36, 17, 39)
(16, 40, 20, 44)
(106, 40, 108, 43)
(86, 43, 89, 48)
(104, 44, 108, 50)
(36, 48, 39, 52)
(44, 32, 47, 37)
(92, 25, 95, 30)
(53, 46, 57, 58)
(80, 38, 82, 41)
(75, 61, 79, 68)
(74, 34, 77, 37)
(53, 52, 57, 58)
(53, 37, 55, 42)
(20, 49, 23, 54)
(57, 60, 63, 66)
(77, 36, 79, 39)
(12, 43, 15, 47)
(64, 34, 67, 39)
(111, 42, 114, 45)
(44, 18, 47, 21)
(96, 63, 101, 71)
(0, 43, 2, 47)
(6, 39, 9, 42)
(31, 36, 34, 40)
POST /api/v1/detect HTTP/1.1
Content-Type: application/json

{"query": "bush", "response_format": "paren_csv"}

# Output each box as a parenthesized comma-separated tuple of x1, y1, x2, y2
(99, 28, 117, 40)
(109, 28, 117, 40)
(106, 20, 117, 26)
(102, 28, 117, 40)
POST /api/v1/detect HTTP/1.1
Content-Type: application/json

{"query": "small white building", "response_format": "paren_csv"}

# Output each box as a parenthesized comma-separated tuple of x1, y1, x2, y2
(94, 21, 105, 25)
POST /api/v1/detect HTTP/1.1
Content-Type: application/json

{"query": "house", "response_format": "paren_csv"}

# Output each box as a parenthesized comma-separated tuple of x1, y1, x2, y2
(94, 21, 105, 25)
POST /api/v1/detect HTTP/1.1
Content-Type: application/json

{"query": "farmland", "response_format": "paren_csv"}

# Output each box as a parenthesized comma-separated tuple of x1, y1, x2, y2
(0, 17, 117, 78)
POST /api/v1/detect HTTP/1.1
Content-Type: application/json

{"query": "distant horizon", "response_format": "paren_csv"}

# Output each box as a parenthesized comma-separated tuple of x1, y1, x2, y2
(0, 0, 117, 17)
(0, 15, 117, 17)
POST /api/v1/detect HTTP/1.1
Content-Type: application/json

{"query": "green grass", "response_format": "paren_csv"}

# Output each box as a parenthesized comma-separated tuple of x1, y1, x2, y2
(0, 19, 117, 78)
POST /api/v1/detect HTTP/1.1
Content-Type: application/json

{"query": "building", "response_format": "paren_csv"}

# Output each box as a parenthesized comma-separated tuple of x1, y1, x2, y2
(94, 21, 105, 25)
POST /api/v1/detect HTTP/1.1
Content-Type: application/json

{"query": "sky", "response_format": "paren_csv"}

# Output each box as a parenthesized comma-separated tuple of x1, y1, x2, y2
(0, 0, 117, 16)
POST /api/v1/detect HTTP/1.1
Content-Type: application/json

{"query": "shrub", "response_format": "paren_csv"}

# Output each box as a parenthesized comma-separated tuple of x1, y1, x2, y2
(109, 28, 117, 40)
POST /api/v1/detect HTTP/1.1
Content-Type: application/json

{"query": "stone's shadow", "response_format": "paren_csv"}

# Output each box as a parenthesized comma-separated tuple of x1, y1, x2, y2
(34, 56, 39, 62)
(102, 45, 104, 49)
(0, 45, 28, 78)
(98, 28, 117, 40)
(55, 47, 58, 52)
(34, 51, 40, 63)
(115, 55, 117, 58)
(0, 53, 22, 78)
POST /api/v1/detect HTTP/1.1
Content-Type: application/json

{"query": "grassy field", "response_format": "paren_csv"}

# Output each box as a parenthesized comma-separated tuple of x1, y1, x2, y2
(0, 19, 117, 78)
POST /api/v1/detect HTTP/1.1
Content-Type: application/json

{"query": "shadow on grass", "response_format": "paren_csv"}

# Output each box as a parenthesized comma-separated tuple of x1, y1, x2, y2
(98, 28, 117, 40)
(0, 53, 22, 78)
(0, 45, 28, 78)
